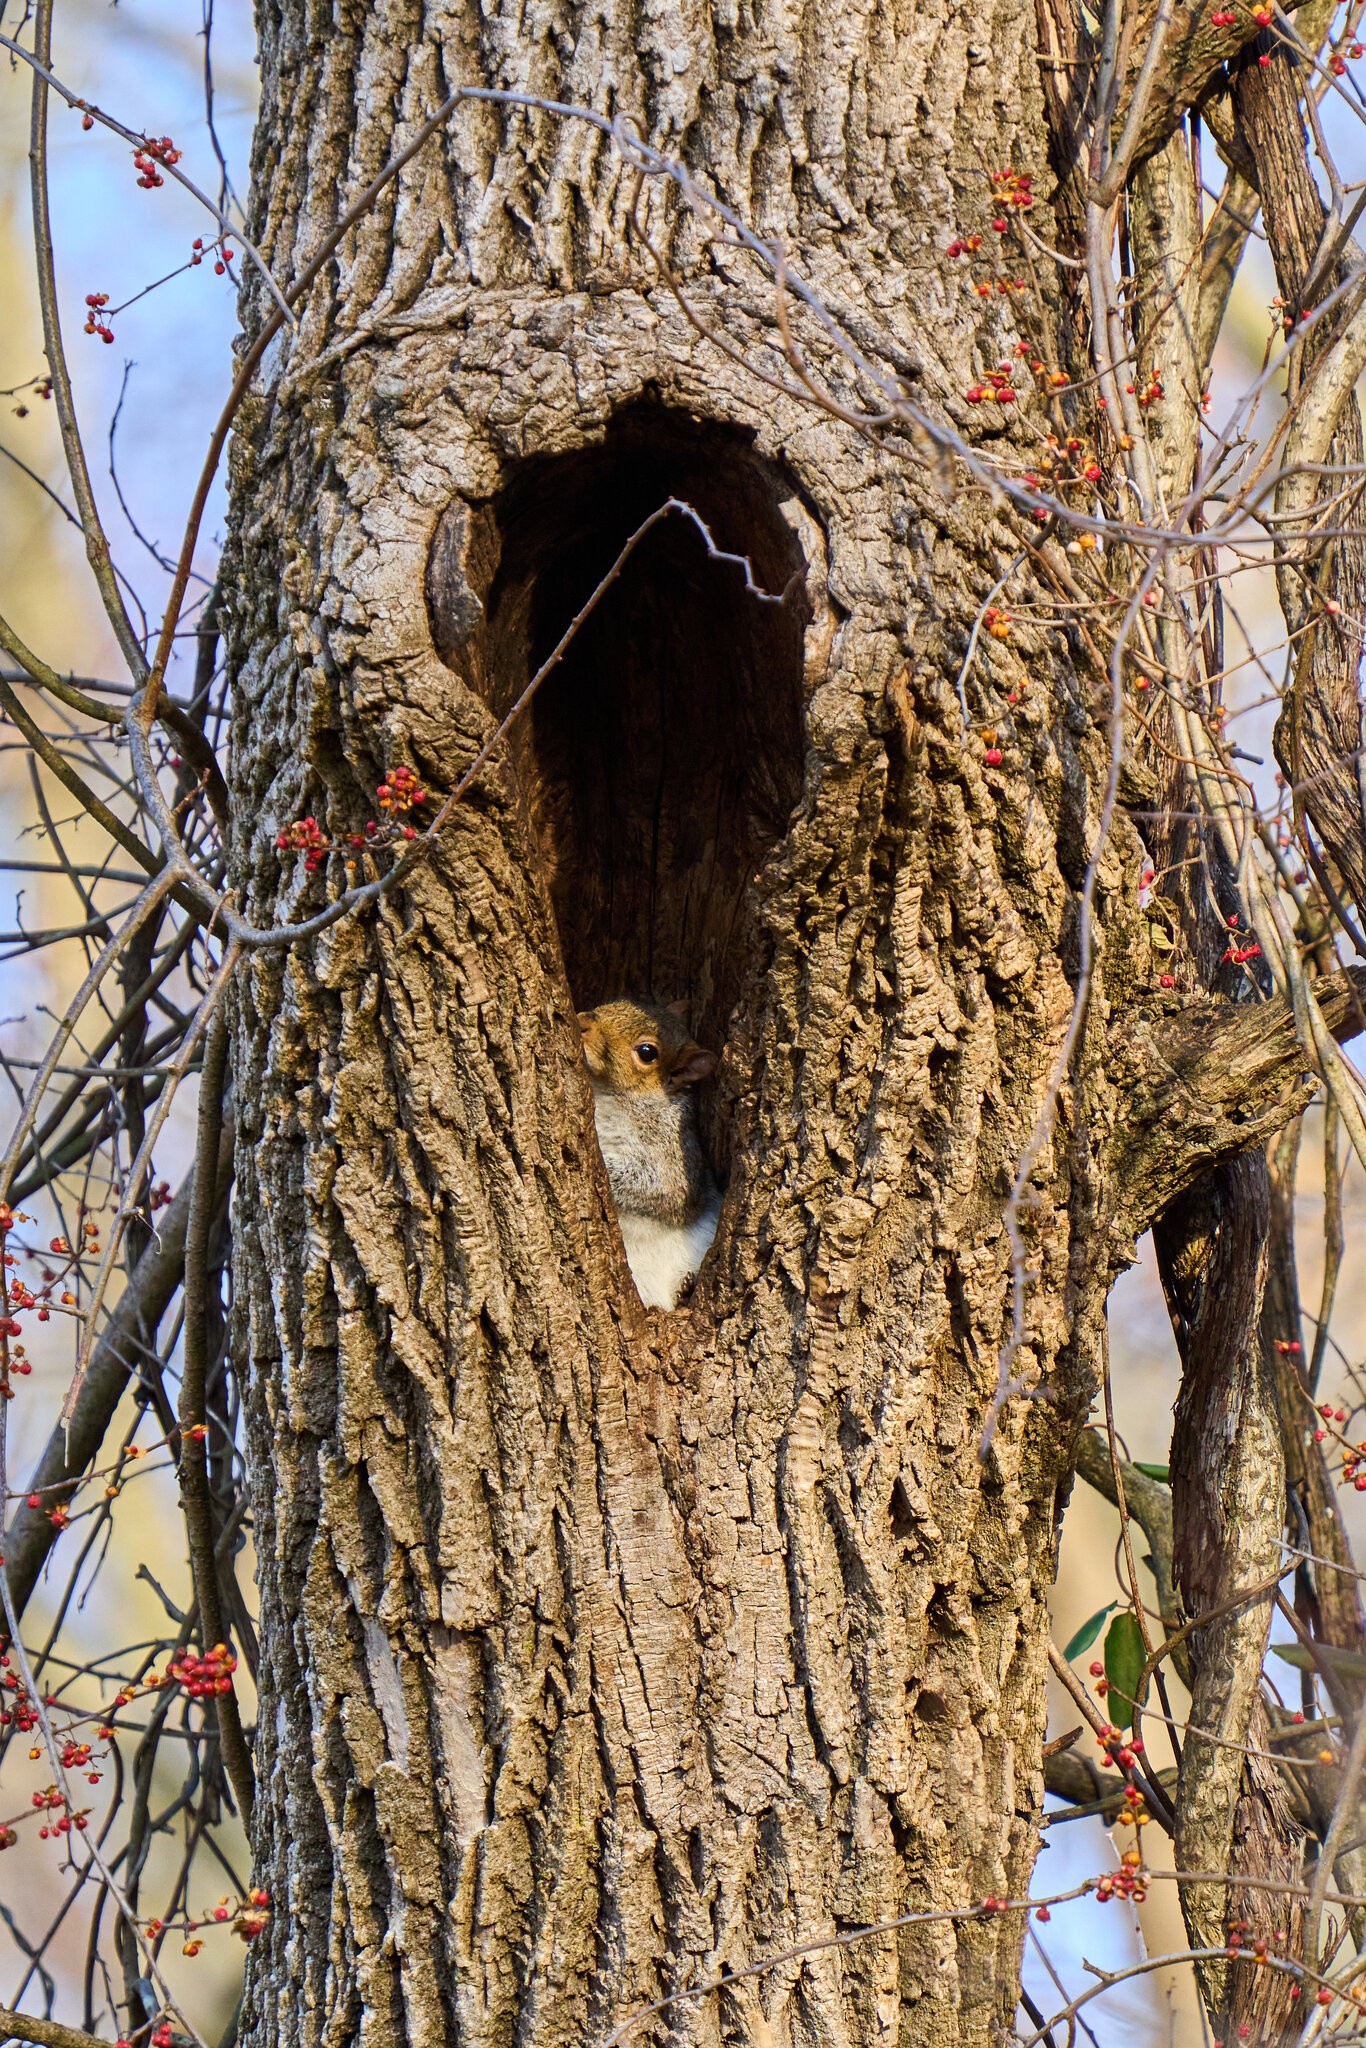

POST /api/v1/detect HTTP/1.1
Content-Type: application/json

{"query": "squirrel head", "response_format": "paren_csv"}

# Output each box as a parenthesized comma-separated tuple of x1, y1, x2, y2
(578, 999, 717, 1098)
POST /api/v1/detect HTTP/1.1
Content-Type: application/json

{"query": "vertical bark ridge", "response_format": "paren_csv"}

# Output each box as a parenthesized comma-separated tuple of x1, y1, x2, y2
(1156, 1157, 1303, 2042)
(1232, 51, 1366, 916)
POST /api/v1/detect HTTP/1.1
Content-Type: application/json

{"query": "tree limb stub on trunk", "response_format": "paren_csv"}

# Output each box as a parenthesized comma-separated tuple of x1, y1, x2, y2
(1109, 967, 1366, 1239)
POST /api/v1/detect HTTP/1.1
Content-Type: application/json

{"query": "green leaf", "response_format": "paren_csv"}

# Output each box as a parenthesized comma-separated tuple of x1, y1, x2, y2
(1132, 1462, 1170, 1483)
(1273, 1642, 1366, 1678)
(1063, 1602, 1117, 1662)
(1104, 1611, 1148, 1730)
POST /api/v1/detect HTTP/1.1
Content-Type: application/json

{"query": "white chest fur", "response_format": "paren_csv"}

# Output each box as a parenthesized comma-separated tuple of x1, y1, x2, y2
(591, 1087, 719, 1307)
(616, 1199, 721, 1308)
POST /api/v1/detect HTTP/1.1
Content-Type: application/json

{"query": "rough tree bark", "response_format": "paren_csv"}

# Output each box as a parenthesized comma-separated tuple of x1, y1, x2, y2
(221, 3, 1349, 2043)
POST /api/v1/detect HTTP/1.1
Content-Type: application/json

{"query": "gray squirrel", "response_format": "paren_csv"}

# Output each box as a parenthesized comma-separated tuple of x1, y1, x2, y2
(578, 999, 721, 1308)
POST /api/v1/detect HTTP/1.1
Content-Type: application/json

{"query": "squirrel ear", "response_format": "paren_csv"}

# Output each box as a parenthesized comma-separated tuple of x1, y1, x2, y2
(577, 1011, 595, 1034)
(669, 1044, 716, 1088)
(665, 998, 690, 1018)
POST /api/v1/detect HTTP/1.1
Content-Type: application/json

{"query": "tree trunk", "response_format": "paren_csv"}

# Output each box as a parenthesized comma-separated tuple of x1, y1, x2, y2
(223, 5, 1320, 2041)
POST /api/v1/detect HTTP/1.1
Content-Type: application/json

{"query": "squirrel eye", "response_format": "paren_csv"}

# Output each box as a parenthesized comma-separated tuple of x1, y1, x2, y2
(634, 1042, 659, 1064)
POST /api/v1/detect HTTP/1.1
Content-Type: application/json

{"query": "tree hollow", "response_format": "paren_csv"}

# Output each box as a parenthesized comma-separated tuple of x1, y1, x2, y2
(430, 405, 812, 1126)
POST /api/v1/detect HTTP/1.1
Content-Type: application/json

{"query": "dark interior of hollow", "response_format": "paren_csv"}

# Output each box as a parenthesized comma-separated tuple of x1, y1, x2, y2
(464, 409, 810, 1149)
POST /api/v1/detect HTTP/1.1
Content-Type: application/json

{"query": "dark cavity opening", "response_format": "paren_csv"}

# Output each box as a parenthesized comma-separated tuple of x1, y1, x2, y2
(428, 406, 810, 1127)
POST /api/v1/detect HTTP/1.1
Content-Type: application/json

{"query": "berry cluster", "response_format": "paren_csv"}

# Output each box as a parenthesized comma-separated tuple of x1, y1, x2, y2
(166, 1643, 238, 1700)
(1302, 1396, 1366, 1498)
(945, 169, 1038, 304)
(124, 1889, 273, 1978)
(1085, 1694, 1147, 1774)
(132, 135, 181, 188)
(186, 236, 238, 277)
(58, 1738, 99, 1783)
(1127, 374, 1164, 409)
(944, 227, 1027, 300)
(33, 1784, 89, 1840)
(276, 815, 329, 873)
(23, 1490, 70, 1530)
(1312, 1401, 1346, 1444)
(1022, 439, 1104, 493)
(1096, 1849, 1148, 1902)
(84, 292, 115, 344)
(0, 1652, 39, 1733)
(7, 373, 52, 420)
(988, 166, 1035, 225)
(1220, 915, 1263, 968)
(1116, 1782, 1151, 1828)
(965, 365, 1020, 406)
(193, 1888, 270, 1936)
(376, 763, 427, 814)
(3, 1205, 102, 1374)
(1338, 1438, 1366, 1491)
(1225, 1919, 1283, 1963)
(234, 1890, 273, 1941)
(277, 770, 431, 875)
